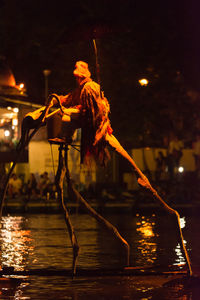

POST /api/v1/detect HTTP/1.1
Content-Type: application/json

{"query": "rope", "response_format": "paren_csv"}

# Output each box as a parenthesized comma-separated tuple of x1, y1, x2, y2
(50, 143, 56, 179)
(70, 144, 81, 152)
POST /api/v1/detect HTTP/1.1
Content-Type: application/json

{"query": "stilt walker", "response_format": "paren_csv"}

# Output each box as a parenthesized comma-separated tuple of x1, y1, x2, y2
(47, 60, 192, 277)
(48, 137, 130, 276)
(0, 59, 192, 278)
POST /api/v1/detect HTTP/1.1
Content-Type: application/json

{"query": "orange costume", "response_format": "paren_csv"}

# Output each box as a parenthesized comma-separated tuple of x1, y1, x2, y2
(53, 61, 143, 177)
(57, 62, 113, 165)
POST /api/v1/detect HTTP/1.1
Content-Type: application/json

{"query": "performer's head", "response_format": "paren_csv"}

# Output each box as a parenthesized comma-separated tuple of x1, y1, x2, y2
(73, 61, 91, 79)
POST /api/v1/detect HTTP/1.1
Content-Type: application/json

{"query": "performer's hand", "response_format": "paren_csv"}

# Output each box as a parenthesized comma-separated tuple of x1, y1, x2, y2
(62, 114, 71, 122)
(48, 94, 60, 107)
(49, 100, 54, 108)
(137, 175, 151, 189)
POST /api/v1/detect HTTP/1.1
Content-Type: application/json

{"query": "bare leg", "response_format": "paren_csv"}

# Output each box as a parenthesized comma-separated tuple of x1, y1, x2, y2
(55, 144, 79, 276)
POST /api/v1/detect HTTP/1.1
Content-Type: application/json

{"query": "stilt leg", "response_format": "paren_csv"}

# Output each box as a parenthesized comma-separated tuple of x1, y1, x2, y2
(64, 152, 130, 266)
(106, 133, 192, 276)
(55, 144, 79, 276)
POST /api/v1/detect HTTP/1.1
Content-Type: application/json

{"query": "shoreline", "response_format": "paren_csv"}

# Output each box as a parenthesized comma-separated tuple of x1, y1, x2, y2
(2, 196, 200, 215)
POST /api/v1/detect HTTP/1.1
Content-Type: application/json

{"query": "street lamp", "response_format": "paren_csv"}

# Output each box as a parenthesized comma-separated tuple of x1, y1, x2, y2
(138, 77, 150, 173)
(43, 69, 51, 101)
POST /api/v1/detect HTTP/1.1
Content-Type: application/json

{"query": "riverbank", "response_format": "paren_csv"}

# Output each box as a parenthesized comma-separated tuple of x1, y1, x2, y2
(2, 192, 200, 215)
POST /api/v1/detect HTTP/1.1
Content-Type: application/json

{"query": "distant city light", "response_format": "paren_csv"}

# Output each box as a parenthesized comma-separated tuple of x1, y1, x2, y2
(19, 83, 24, 90)
(13, 107, 19, 113)
(139, 78, 149, 86)
(4, 130, 10, 137)
(16, 83, 26, 94)
(178, 166, 184, 173)
(7, 106, 12, 110)
(43, 69, 51, 77)
(12, 118, 18, 126)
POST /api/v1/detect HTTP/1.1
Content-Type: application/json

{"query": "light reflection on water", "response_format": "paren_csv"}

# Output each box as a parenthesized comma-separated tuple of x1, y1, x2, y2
(135, 214, 158, 264)
(174, 217, 187, 266)
(0, 216, 33, 271)
(0, 214, 190, 271)
(0, 212, 198, 299)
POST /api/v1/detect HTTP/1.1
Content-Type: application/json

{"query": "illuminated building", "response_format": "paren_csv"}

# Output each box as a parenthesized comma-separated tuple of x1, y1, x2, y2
(0, 58, 96, 185)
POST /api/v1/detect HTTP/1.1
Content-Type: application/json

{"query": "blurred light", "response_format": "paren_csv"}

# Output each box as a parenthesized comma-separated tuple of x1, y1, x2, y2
(178, 166, 184, 173)
(180, 216, 186, 229)
(7, 106, 12, 110)
(136, 215, 157, 264)
(173, 217, 187, 266)
(18, 83, 24, 90)
(137, 221, 154, 237)
(139, 78, 149, 86)
(16, 83, 26, 94)
(43, 69, 51, 77)
(1, 216, 33, 271)
(12, 118, 18, 126)
(174, 243, 185, 265)
(13, 107, 19, 113)
(4, 130, 10, 137)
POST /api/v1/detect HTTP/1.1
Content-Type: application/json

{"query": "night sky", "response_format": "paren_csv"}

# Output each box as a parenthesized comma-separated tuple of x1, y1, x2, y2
(1, 1, 199, 93)
(0, 0, 199, 143)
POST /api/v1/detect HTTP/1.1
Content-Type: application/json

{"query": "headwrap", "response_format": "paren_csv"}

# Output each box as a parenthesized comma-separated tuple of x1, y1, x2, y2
(73, 61, 91, 78)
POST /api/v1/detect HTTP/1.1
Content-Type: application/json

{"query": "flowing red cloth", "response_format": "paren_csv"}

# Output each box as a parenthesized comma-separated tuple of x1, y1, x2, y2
(60, 78, 112, 166)
(80, 79, 112, 166)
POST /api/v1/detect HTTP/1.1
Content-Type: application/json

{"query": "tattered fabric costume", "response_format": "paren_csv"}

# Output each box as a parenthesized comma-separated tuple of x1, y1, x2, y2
(52, 61, 145, 177)
(59, 71, 113, 166)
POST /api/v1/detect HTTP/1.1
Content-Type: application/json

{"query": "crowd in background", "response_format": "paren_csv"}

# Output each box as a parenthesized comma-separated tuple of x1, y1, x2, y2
(6, 132, 200, 200)
(7, 171, 56, 200)
(155, 132, 200, 182)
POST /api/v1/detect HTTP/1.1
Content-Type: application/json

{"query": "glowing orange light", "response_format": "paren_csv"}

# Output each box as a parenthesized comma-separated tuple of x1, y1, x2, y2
(137, 222, 154, 237)
(17, 83, 26, 94)
(136, 215, 157, 264)
(139, 78, 149, 86)
(1, 216, 33, 271)
(19, 83, 24, 90)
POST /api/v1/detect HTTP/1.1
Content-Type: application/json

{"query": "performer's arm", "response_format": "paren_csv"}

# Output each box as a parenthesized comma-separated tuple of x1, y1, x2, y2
(50, 93, 72, 107)
(61, 105, 82, 122)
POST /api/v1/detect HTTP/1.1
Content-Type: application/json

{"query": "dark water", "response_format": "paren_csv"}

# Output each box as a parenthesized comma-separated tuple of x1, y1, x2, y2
(0, 210, 200, 299)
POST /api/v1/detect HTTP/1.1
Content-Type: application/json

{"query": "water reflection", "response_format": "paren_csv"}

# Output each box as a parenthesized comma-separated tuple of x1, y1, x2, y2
(174, 217, 187, 266)
(135, 214, 158, 265)
(0, 215, 33, 271)
(0, 213, 197, 299)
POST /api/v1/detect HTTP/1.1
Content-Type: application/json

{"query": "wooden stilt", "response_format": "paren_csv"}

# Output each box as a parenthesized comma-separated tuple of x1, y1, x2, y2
(55, 143, 79, 276)
(106, 133, 192, 276)
(64, 149, 130, 267)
